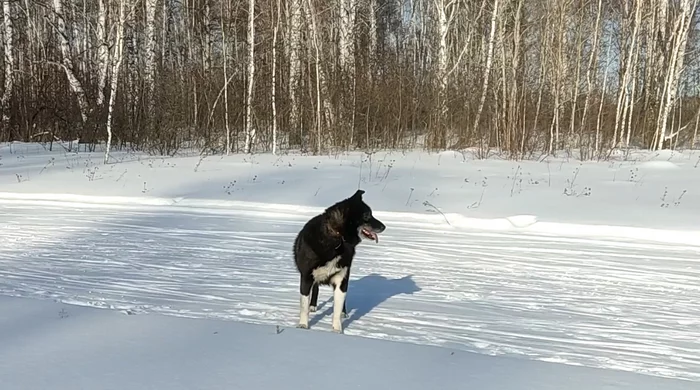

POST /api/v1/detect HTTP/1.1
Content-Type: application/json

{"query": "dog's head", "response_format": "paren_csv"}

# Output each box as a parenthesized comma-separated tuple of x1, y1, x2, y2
(325, 189, 386, 244)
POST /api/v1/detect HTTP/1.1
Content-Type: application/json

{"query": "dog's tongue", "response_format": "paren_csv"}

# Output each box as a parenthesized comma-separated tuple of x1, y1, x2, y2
(363, 229, 379, 243)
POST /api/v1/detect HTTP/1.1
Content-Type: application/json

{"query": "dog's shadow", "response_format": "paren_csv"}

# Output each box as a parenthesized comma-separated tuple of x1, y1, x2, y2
(309, 273, 421, 329)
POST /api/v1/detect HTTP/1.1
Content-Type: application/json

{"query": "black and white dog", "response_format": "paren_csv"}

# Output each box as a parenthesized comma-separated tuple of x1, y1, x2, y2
(293, 189, 385, 333)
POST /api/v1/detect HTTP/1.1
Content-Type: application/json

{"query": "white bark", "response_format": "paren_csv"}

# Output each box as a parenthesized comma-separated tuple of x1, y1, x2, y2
(161, 0, 168, 67)
(305, 0, 333, 151)
(625, 40, 640, 147)
(307, 0, 322, 153)
(579, 0, 602, 138)
(52, 0, 89, 125)
(470, 0, 499, 144)
(613, 0, 642, 147)
(105, 0, 128, 164)
(222, 0, 231, 154)
(96, 0, 109, 107)
(271, 0, 280, 155)
(2, 0, 14, 129)
(435, 0, 448, 91)
(597, 42, 613, 159)
(656, 0, 697, 150)
(244, 0, 255, 154)
(203, 0, 212, 72)
(338, 0, 356, 74)
(693, 106, 699, 149)
(287, 0, 302, 135)
(368, 0, 377, 77)
(145, 0, 158, 116)
(567, 8, 586, 142)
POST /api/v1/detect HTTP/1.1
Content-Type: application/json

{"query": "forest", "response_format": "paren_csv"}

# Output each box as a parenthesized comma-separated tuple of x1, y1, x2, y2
(1, 0, 700, 160)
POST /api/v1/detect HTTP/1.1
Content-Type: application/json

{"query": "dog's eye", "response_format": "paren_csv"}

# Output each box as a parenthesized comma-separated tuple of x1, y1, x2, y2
(363, 213, 371, 221)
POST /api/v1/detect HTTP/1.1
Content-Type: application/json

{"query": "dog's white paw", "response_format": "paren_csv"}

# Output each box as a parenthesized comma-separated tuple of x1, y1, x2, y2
(332, 326, 343, 334)
(309, 306, 316, 312)
(297, 323, 309, 329)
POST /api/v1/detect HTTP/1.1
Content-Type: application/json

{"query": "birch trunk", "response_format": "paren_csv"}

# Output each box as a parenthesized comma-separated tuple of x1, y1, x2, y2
(287, 0, 302, 137)
(105, 0, 127, 164)
(305, 0, 323, 154)
(222, 0, 231, 154)
(435, 0, 448, 146)
(271, 0, 280, 154)
(244, 0, 255, 154)
(508, 0, 523, 154)
(96, 0, 109, 107)
(305, 0, 334, 151)
(568, 8, 586, 142)
(613, 0, 642, 147)
(597, 42, 613, 159)
(338, 0, 355, 75)
(145, 0, 158, 119)
(1, 0, 14, 130)
(579, 0, 602, 138)
(625, 39, 640, 147)
(161, 0, 168, 68)
(693, 106, 699, 149)
(203, 0, 212, 72)
(368, 0, 377, 79)
(656, 0, 697, 150)
(470, 0, 499, 146)
(52, 0, 89, 125)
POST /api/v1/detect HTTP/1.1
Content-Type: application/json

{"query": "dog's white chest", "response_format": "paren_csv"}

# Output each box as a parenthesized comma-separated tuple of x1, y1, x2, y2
(312, 256, 347, 284)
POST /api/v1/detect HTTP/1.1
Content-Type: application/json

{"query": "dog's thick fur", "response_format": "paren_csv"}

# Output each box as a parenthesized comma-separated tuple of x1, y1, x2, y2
(293, 189, 385, 333)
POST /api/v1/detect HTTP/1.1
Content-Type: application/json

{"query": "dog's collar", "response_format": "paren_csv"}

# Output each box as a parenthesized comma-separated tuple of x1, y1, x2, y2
(334, 236, 345, 251)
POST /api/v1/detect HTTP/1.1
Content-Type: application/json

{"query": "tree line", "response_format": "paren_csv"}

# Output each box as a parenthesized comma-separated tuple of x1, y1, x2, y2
(1, 0, 700, 161)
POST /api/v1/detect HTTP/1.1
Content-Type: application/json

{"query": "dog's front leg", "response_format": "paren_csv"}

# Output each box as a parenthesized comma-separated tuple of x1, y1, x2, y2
(309, 283, 319, 312)
(342, 267, 350, 319)
(330, 269, 349, 333)
(298, 275, 313, 329)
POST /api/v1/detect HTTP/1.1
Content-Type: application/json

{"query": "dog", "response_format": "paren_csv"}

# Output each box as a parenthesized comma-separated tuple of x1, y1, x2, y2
(293, 189, 385, 333)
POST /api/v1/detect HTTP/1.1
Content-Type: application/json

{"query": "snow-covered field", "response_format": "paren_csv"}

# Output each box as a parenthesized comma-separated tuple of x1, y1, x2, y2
(1, 141, 699, 387)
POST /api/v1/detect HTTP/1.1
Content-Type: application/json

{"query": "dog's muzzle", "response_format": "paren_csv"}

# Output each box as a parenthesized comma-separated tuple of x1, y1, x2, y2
(360, 218, 385, 243)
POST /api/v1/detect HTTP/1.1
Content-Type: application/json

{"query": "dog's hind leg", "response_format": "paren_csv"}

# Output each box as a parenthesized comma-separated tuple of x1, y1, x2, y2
(309, 283, 319, 312)
(297, 275, 313, 329)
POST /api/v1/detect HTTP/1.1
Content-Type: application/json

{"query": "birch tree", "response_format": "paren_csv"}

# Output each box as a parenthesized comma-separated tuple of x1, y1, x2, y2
(655, 0, 698, 150)
(222, 0, 232, 154)
(271, 0, 281, 154)
(1, 0, 13, 131)
(306, 0, 323, 154)
(105, 0, 129, 164)
(305, 0, 333, 152)
(96, 0, 109, 108)
(244, 0, 255, 153)
(470, 0, 499, 147)
(144, 0, 158, 122)
(613, 0, 642, 148)
(4, 0, 700, 158)
(578, 0, 603, 141)
(368, 0, 376, 78)
(52, 0, 90, 126)
(287, 0, 302, 140)
(338, 0, 356, 75)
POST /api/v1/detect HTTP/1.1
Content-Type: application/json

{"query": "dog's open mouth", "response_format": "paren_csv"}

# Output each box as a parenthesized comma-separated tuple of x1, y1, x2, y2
(361, 228, 379, 243)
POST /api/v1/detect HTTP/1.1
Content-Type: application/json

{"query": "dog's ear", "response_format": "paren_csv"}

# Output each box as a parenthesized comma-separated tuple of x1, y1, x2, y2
(352, 189, 365, 199)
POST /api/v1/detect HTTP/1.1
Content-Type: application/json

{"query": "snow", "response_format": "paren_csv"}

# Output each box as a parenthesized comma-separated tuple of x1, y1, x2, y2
(3, 296, 696, 390)
(1, 141, 700, 387)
